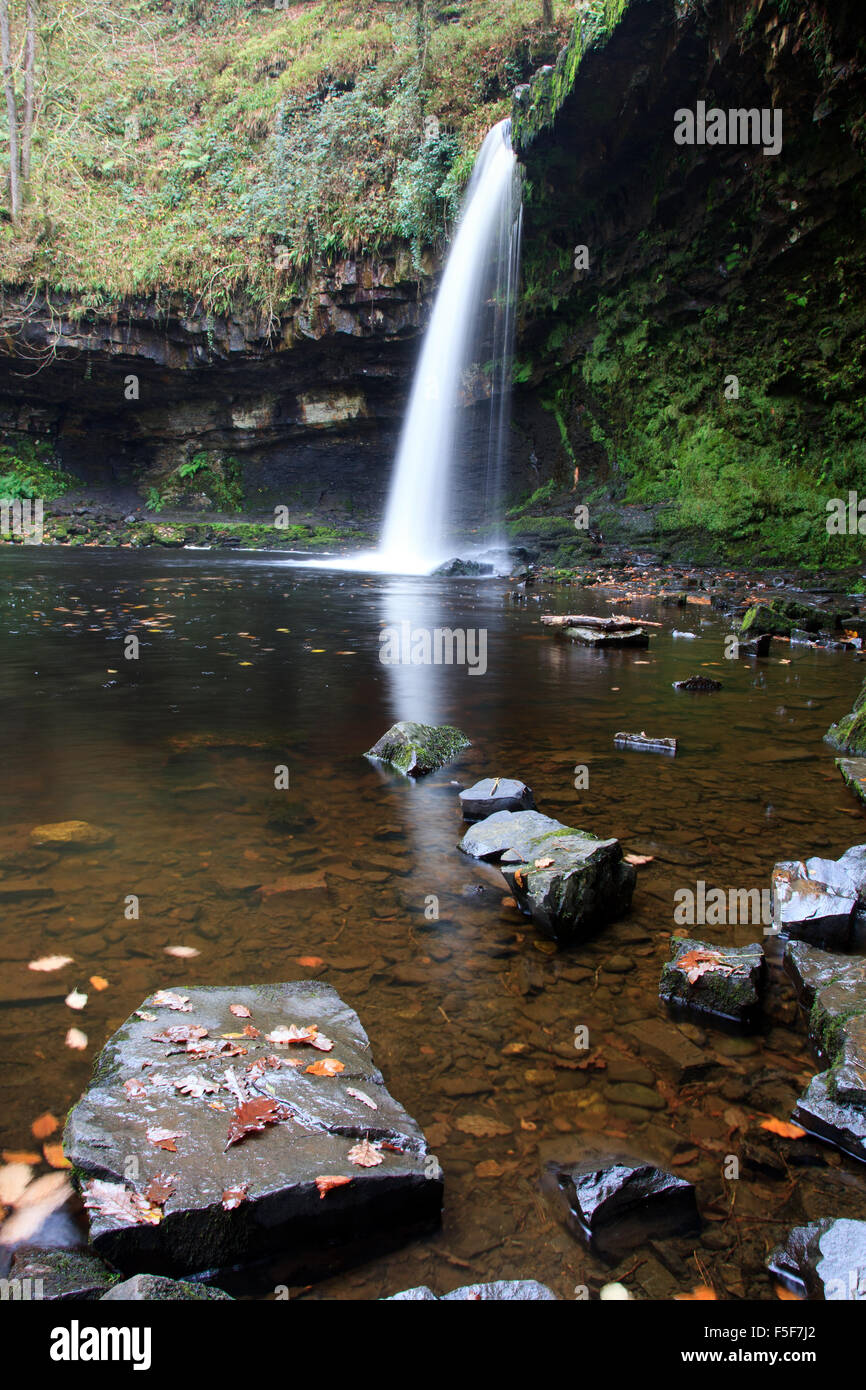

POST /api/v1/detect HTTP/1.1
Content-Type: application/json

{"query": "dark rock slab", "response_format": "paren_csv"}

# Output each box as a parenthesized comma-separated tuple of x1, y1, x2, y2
(624, 1018, 713, 1083)
(793, 1073, 866, 1164)
(458, 777, 535, 821)
(64, 981, 442, 1280)
(659, 937, 764, 1024)
(735, 633, 772, 658)
(497, 824, 636, 946)
(837, 758, 866, 807)
(387, 1280, 557, 1300)
(772, 858, 857, 949)
(832, 1015, 866, 1108)
(768, 1219, 866, 1299)
(365, 721, 470, 777)
(543, 1151, 699, 1256)
(563, 625, 649, 648)
(458, 809, 562, 861)
(784, 941, 866, 1060)
(101, 1274, 233, 1300)
(672, 675, 722, 692)
(8, 1246, 117, 1301)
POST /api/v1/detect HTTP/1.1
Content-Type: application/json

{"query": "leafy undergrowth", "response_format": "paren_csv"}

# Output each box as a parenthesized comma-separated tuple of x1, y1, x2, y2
(0, 0, 589, 312)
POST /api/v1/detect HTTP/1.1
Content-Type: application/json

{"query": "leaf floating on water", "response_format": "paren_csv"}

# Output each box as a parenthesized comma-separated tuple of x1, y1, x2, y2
(315, 1175, 352, 1199)
(42, 1143, 70, 1170)
(222, 1184, 249, 1210)
(624, 853, 654, 866)
(164, 946, 200, 959)
(84, 1178, 162, 1227)
(347, 1139, 383, 1168)
(146, 1126, 183, 1153)
(65, 1028, 88, 1051)
(675, 1285, 717, 1301)
(152, 990, 193, 1012)
(296, 956, 324, 968)
(65, 988, 88, 1011)
(760, 1118, 807, 1140)
(173, 1073, 219, 1098)
(224, 1097, 285, 1151)
(31, 1113, 58, 1141)
(28, 955, 73, 973)
(229, 1004, 251, 1018)
(674, 949, 734, 985)
(305, 1058, 345, 1078)
(774, 1282, 803, 1301)
(89, 975, 109, 991)
(346, 1087, 378, 1111)
(144, 1173, 176, 1206)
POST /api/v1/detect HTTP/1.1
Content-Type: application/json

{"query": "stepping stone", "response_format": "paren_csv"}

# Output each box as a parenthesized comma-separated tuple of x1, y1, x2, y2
(458, 809, 563, 861)
(482, 817, 635, 946)
(458, 777, 535, 820)
(101, 1274, 233, 1301)
(793, 1072, 866, 1164)
(29, 820, 113, 848)
(837, 758, 866, 808)
(365, 721, 469, 777)
(784, 941, 866, 1061)
(543, 1150, 699, 1256)
(64, 981, 442, 1280)
(563, 625, 648, 648)
(768, 1219, 866, 1299)
(772, 855, 858, 948)
(659, 938, 764, 1024)
(387, 1280, 557, 1300)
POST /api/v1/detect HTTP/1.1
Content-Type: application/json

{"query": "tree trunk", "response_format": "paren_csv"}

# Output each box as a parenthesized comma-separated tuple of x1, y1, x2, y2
(542, 0, 554, 23)
(0, 0, 20, 216)
(22, 0, 35, 186)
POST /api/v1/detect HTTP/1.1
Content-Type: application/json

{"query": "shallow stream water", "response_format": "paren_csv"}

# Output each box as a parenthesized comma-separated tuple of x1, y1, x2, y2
(1, 547, 865, 1299)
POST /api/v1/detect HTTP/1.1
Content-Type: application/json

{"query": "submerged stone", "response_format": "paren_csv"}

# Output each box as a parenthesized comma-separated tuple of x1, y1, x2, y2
(102, 1274, 233, 1301)
(365, 721, 470, 777)
(672, 675, 722, 692)
(387, 1280, 557, 1300)
(768, 1219, 866, 1299)
(64, 981, 442, 1280)
(29, 820, 114, 848)
(543, 1152, 699, 1255)
(459, 777, 536, 820)
(659, 937, 764, 1024)
(624, 1018, 712, 1084)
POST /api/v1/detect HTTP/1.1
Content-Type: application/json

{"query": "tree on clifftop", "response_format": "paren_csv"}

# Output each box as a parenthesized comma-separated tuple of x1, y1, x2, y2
(0, 0, 36, 218)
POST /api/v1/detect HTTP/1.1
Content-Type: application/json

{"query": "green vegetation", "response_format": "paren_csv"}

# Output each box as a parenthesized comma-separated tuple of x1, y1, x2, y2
(0, 437, 74, 498)
(0, 0, 585, 309)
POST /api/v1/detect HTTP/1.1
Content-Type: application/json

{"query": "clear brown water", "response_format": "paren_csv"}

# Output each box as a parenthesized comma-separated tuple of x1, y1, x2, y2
(2, 547, 865, 1300)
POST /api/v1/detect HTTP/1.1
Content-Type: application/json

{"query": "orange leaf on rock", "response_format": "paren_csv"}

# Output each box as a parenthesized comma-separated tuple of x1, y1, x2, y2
(315, 1175, 352, 1199)
(146, 1127, 183, 1152)
(347, 1139, 383, 1168)
(229, 1004, 251, 1018)
(675, 949, 733, 985)
(224, 1097, 285, 1151)
(222, 1183, 249, 1210)
(760, 1118, 807, 1140)
(305, 1058, 344, 1077)
(144, 1173, 176, 1206)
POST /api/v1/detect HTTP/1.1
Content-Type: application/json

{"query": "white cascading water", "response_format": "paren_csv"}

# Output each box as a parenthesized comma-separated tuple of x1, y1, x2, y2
(377, 118, 523, 574)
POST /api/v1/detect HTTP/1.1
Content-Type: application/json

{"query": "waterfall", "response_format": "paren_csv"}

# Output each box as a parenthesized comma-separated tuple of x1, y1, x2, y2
(377, 119, 523, 575)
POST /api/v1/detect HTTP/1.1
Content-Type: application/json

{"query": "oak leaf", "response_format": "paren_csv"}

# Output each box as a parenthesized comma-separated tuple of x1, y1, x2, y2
(146, 1127, 183, 1152)
(305, 1058, 344, 1077)
(151, 990, 192, 1012)
(224, 1097, 285, 1151)
(346, 1087, 378, 1110)
(222, 1184, 249, 1210)
(347, 1139, 383, 1168)
(675, 949, 733, 985)
(315, 1175, 352, 1199)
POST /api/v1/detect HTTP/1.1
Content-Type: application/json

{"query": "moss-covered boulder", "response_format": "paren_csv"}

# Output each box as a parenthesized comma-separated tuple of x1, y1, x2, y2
(659, 938, 764, 1024)
(740, 599, 839, 639)
(826, 679, 866, 755)
(365, 721, 470, 777)
(837, 758, 866, 807)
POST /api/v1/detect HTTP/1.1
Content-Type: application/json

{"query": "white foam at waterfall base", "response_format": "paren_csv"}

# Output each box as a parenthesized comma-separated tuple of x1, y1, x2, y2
(299, 119, 522, 578)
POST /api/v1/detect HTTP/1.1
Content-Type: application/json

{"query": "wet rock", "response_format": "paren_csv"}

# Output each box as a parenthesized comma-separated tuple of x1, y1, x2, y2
(734, 633, 772, 658)
(624, 1018, 712, 1083)
(29, 820, 114, 848)
(602, 1083, 665, 1111)
(826, 674, 866, 755)
(768, 1219, 866, 1299)
(837, 758, 866, 807)
(387, 1280, 556, 1300)
(64, 981, 442, 1279)
(772, 856, 857, 949)
(740, 599, 838, 639)
(784, 941, 866, 1062)
(8, 1246, 117, 1301)
(602, 954, 634, 974)
(498, 822, 636, 947)
(431, 558, 494, 577)
(365, 721, 470, 777)
(833, 1015, 866, 1107)
(672, 675, 722, 692)
(458, 808, 562, 861)
(659, 938, 764, 1023)
(544, 1150, 699, 1255)
(102, 1274, 233, 1300)
(563, 625, 649, 648)
(793, 1073, 866, 1164)
(459, 777, 536, 820)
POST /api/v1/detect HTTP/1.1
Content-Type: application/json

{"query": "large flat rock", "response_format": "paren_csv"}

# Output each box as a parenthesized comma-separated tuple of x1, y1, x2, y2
(64, 981, 442, 1280)
(659, 938, 764, 1024)
(768, 1219, 866, 1300)
(458, 809, 563, 861)
(772, 851, 861, 949)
